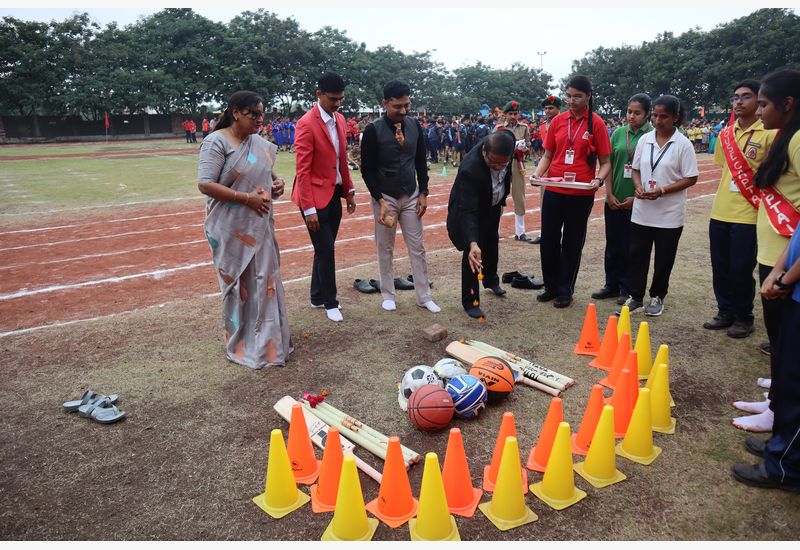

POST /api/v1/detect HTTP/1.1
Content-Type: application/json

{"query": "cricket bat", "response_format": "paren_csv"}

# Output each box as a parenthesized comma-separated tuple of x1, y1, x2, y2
(273, 395, 382, 483)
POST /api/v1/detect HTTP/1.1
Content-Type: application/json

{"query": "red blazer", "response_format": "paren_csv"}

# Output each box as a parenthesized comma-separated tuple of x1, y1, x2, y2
(291, 105, 354, 211)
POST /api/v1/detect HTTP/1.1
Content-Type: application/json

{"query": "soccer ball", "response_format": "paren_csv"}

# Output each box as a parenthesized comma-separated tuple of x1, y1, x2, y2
(398, 365, 443, 411)
(433, 357, 468, 382)
(445, 374, 488, 418)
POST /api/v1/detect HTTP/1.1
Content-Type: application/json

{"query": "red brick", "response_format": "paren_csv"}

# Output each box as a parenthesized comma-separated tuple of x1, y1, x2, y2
(421, 323, 448, 342)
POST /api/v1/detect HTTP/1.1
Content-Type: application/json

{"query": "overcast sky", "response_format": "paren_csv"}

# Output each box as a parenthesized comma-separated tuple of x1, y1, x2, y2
(2, 2, 794, 87)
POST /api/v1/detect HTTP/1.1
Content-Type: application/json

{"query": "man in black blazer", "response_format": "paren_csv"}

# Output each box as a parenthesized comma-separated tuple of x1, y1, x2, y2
(446, 130, 516, 319)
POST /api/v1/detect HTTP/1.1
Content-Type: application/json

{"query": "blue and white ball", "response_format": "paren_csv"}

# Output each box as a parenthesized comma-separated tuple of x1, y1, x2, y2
(445, 374, 488, 419)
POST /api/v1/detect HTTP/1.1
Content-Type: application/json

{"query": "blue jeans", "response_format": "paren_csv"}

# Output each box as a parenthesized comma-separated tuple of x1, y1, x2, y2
(709, 219, 757, 324)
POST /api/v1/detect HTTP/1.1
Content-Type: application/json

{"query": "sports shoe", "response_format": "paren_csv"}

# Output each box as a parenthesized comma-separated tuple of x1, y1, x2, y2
(727, 321, 755, 339)
(616, 296, 643, 315)
(514, 233, 536, 244)
(616, 293, 628, 305)
(644, 296, 664, 316)
(325, 308, 343, 322)
(703, 314, 734, 330)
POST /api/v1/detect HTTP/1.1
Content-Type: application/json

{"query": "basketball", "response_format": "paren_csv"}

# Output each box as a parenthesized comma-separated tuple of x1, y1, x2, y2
(469, 356, 515, 402)
(407, 384, 454, 431)
(445, 374, 488, 418)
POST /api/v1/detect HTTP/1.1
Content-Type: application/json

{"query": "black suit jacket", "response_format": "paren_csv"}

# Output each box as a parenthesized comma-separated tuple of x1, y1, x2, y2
(446, 137, 513, 251)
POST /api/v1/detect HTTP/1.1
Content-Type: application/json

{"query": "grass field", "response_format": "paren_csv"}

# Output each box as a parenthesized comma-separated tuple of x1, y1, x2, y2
(1, 140, 797, 541)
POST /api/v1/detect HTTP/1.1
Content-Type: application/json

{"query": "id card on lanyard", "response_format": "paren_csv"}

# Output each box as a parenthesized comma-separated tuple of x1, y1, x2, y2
(565, 116, 585, 165)
(624, 124, 649, 178)
(649, 140, 673, 190)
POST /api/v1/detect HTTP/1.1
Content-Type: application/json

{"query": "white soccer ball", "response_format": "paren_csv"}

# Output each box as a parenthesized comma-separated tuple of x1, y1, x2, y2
(433, 357, 468, 382)
(397, 365, 443, 411)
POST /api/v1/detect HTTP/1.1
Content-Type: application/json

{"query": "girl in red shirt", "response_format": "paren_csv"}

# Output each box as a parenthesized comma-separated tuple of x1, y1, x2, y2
(531, 75, 612, 308)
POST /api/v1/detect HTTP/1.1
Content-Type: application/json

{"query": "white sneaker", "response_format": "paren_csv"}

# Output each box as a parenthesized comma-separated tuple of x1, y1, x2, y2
(382, 300, 397, 311)
(757, 377, 771, 389)
(325, 308, 343, 322)
(420, 300, 441, 313)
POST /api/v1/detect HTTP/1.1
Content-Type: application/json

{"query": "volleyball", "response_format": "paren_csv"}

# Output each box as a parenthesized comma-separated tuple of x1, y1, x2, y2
(433, 357, 468, 382)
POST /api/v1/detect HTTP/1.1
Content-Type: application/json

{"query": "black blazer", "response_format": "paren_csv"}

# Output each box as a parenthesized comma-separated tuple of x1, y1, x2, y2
(446, 137, 513, 251)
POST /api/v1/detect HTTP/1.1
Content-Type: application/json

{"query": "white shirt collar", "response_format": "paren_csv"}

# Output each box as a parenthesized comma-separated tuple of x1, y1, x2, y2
(317, 102, 335, 125)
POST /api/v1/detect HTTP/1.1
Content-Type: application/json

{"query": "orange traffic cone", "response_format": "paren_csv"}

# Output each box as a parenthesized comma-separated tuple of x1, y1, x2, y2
(365, 436, 417, 527)
(310, 427, 343, 513)
(572, 384, 605, 455)
(442, 428, 482, 518)
(526, 397, 563, 472)
(589, 316, 619, 371)
(608, 368, 634, 438)
(574, 303, 601, 356)
(599, 334, 632, 389)
(287, 403, 322, 485)
(484, 412, 528, 493)
(626, 360, 640, 410)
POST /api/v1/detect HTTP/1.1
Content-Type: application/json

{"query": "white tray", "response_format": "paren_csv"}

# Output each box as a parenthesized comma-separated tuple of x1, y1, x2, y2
(530, 178, 595, 190)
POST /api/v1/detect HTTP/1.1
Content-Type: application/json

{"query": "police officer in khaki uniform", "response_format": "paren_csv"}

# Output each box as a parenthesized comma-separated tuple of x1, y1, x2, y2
(495, 100, 534, 242)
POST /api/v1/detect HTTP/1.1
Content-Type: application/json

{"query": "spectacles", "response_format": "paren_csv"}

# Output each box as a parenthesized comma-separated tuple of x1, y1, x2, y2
(241, 110, 264, 120)
(563, 95, 586, 103)
(730, 93, 754, 103)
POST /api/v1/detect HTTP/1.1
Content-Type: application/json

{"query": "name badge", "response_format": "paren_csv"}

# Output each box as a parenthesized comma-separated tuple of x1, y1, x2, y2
(648, 179, 657, 190)
(565, 149, 575, 165)
(624, 164, 633, 178)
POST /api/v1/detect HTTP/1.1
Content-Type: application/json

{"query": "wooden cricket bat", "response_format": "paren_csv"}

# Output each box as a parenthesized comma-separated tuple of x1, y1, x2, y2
(273, 396, 382, 483)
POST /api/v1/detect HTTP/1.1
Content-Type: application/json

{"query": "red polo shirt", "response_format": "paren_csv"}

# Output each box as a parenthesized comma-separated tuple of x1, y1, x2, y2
(544, 109, 611, 196)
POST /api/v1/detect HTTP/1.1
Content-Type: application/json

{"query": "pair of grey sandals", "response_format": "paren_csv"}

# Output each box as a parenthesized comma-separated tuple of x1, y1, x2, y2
(62, 390, 126, 424)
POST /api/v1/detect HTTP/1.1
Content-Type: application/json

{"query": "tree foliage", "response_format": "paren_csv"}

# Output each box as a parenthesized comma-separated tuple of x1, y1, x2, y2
(565, 9, 800, 115)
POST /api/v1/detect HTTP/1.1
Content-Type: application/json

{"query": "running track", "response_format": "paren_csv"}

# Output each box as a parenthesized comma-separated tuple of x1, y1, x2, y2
(0, 158, 722, 337)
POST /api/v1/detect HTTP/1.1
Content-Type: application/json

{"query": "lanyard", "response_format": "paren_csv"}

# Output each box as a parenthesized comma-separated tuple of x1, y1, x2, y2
(626, 123, 650, 163)
(567, 116, 585, 149)
(739, 129, 755, 152)
(649, 141, 673, 173)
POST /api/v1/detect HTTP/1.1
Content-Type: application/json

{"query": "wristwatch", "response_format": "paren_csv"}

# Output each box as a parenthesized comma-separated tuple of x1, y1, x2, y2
(593, 177, 605, 187)
(776, 272, 792, 290)
(660, 187, 667, 197)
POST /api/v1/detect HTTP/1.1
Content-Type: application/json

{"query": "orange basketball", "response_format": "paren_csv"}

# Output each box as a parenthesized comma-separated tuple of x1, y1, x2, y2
(469, 356, 515, 401)
(407, 384, 454, 431)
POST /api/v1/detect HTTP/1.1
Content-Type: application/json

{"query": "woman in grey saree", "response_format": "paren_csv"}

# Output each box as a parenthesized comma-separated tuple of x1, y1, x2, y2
(197, 91, 293, 368)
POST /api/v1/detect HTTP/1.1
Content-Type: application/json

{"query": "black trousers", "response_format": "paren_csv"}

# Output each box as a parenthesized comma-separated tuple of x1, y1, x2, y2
(303, 186, 343, 309)
(764, 298, 800, 486)
(709, 219, 757, 324)
(461, 204, 502, 310)
(603, 204, 632, 296)
(540, 191, 595, 297)
(627, 222, 683, 302)
(759, 263, 787, 402)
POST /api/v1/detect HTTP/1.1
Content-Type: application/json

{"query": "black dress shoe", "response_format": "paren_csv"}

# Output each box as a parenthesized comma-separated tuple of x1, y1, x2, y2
(487, 285, 507, 296)
(591, 286, 616, 300)
(744, 436, 767, 458)
(465, 306, 485, 319)
(514, 233, 536, 244)
(731, 462, 800, 492)
(537, 289, 556, 302)
(502, 271, 522, 284)
(512, 275, 545, 290)
(554, 295, 573, 308)
(406, 274, 433, 288)
(354, 278, 379, 294)
(702, 314, 734, 330)
(531, 235, 542, 244)
(394, 276, 415, 290)
(368, 279, 380, 291)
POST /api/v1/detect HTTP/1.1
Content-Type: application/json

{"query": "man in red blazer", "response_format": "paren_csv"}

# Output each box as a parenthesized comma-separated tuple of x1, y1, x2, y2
(292, 73, 357, 322)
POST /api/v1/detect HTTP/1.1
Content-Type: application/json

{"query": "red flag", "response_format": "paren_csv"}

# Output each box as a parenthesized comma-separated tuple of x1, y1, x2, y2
(104, 113, 110, 129)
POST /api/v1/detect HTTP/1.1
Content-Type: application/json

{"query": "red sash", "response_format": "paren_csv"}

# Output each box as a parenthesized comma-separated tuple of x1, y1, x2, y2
(721, 125, 800, 237)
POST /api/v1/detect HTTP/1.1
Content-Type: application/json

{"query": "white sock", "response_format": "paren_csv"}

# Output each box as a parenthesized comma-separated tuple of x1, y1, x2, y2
(382, 300, 396, 311)
(732, 409, 774, 433)
(514, 214, 525, 236)
(420, 300, 441, 313)
(733, 398, 770, 414)
(325, 308, 343, 322)
(764, 392, 770, 399)
(757, 377, 772, 389)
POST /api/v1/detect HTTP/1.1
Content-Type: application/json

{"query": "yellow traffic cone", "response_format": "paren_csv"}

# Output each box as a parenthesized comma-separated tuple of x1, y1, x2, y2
(651, 363, 676, 434)
(529, 423, 587, 510)
(616, 388, 662, 465)
(321, 455, 379, 541)
(409, 453, 461, 541)
(574, 405, 627, 488)
(647, 345, 674, 407)
(252, 429, 310, 519)
(478, 437, 538, 531)
(634, 321, 653, 380)
(617, 305, 631, 342)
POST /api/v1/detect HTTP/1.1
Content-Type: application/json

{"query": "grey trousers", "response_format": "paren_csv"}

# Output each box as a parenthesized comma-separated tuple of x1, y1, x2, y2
(371, 191, 434, 304)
